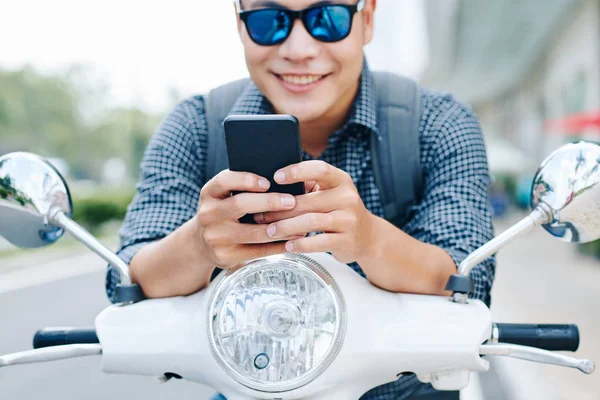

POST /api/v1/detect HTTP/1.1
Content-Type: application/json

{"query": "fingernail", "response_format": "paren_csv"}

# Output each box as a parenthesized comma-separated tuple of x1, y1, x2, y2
(285, 241, 295, 252)
(274, 171, 286, 183)
(267, 224, 277, 237)
(280, 195, 295, 207)
(258, 179, 270, 189)
(254, 213, 264, 223)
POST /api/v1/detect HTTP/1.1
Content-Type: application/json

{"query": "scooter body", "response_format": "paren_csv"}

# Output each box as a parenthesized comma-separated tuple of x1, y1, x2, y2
(97, 253, 490, 399)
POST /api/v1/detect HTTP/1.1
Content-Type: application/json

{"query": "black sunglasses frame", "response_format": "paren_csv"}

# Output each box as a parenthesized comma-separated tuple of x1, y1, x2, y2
(238, 0, 366, 46)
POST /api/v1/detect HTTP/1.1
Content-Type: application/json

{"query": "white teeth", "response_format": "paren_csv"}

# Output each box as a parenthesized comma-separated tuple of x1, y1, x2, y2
(281, 75, 323, 85)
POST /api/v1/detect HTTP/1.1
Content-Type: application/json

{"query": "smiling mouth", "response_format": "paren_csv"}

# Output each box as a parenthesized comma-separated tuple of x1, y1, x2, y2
(275, 73, 330, 86)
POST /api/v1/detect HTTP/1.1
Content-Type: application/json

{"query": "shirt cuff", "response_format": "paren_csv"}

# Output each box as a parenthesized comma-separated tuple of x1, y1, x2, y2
(105, 241, 154, 303)
(442, 247, 467, 272)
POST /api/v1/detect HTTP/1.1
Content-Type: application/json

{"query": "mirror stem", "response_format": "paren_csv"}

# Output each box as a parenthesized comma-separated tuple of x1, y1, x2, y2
(50, 209, 132, 285)
(458, 204, 553, 277)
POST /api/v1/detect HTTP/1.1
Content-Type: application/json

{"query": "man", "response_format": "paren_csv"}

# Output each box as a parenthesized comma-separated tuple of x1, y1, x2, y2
(106, 0, 495, 398)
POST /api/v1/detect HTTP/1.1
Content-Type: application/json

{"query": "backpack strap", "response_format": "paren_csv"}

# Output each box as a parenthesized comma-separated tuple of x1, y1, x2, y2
(371, 71, 423, 228)
(204, 78, 250, 281)
(205, 78, 251, 183)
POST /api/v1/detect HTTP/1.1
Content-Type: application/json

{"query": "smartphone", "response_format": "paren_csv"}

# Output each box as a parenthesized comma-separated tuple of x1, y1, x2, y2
(224, 114, 305, 223)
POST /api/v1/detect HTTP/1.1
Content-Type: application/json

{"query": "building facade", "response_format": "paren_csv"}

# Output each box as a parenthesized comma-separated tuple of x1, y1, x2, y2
(423, 0, 600, 168)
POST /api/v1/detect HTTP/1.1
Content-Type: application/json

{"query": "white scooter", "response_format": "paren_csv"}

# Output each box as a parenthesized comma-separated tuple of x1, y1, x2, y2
(0, 142, 598, 399)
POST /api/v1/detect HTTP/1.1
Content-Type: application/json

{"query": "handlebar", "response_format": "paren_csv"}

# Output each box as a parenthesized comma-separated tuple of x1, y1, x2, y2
(33, 328, 99, 349)
(494, 323, 579, 352)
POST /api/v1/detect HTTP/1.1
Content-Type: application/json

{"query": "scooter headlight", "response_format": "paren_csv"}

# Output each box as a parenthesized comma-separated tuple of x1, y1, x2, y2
(207, 254, 346, 393)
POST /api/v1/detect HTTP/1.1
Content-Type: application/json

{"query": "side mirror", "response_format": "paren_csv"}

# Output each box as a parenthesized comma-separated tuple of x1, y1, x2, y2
(446, 141, 600, 302)
(0, 153, 72, 248)
(0, 152, 142, 303)
(531, 142, 600, 243)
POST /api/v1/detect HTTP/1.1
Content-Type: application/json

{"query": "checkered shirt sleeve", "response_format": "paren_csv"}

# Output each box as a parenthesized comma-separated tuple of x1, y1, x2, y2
(105, 96, 207, 302)
(405, 91, 495, 305)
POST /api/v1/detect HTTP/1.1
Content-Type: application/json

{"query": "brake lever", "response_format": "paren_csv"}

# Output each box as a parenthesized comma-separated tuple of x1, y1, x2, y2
(0, 344, 102, 368)
(480, 343, 595, 374)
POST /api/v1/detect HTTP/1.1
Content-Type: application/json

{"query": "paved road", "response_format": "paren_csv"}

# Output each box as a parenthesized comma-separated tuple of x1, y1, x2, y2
(1, 214, 599, 399)
(485, 215, 600, 400)
(0, 255, 215, 400)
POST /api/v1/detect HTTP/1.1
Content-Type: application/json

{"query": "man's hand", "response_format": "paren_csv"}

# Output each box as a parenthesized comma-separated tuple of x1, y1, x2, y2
(195, 170, 305, 268)
(253, 160, 376, 264)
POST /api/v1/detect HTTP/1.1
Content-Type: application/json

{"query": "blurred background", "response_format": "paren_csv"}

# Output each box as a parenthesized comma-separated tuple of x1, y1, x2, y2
(1, 0, 599, 399)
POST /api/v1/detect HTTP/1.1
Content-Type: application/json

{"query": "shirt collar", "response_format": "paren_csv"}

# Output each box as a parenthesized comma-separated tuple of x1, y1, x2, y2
(229, 82, 275, 115)
(228, 58, 378, 134)
(346, 59, 378, 133)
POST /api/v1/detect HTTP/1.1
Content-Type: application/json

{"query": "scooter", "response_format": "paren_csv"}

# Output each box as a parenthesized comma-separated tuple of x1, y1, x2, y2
(0, 142, 598, 399)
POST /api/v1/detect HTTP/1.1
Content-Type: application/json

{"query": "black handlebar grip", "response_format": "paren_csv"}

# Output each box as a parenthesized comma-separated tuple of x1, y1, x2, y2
(33, 328, 99, 349)
(495, 323, 580, 352)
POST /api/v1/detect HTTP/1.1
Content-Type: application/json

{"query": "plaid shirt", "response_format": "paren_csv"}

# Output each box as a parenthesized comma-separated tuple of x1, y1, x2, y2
(106, 63, 495, 400)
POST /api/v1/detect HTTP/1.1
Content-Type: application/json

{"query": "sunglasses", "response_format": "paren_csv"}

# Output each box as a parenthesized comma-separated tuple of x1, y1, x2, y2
(237, 0, 366, 46)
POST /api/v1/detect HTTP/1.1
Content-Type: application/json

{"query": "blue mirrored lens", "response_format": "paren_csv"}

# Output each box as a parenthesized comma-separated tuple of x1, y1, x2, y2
(246, 9, 291, 45)
(305, 6, 351, 42)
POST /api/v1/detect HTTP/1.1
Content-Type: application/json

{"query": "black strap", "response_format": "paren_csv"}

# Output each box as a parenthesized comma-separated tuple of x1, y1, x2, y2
(205, 78, 251, 180)
(371, 71, 422, 228)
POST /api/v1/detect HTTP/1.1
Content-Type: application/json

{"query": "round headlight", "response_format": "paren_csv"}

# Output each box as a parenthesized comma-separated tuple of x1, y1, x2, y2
(207, 253, 346, 393)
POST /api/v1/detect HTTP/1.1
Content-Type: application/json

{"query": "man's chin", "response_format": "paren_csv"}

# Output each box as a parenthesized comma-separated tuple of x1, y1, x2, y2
(274, 105, 328, 123)
(269, 95, 329, 119)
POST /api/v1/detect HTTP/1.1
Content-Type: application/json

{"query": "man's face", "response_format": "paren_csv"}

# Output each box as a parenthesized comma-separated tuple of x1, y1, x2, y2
(236, 0, 376, 124)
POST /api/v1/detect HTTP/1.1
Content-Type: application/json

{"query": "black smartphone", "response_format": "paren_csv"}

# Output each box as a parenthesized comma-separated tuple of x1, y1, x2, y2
(224, 114, 305, 223)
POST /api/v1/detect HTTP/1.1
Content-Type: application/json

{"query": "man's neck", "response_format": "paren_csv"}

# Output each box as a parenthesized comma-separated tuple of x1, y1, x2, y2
(300, 119, 344, 157)
(296, 79, 360, 158)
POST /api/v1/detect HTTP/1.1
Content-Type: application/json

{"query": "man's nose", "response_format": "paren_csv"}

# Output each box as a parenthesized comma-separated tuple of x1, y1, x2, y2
(278, 19, 321, 61)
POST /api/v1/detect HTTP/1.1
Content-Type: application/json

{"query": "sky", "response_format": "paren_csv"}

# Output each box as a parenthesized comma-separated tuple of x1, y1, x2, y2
(1, 0, 429, 113)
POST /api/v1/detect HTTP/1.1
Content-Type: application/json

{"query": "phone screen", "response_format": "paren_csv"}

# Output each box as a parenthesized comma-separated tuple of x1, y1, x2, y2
(224, 114, 305, 223)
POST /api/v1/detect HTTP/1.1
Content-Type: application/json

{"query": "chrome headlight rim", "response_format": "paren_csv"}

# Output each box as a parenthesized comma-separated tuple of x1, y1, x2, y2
(206, 253, 347, 393)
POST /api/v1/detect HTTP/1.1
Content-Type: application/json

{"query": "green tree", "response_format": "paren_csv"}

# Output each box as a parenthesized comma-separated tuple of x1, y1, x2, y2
(0, 66, 162, 181)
